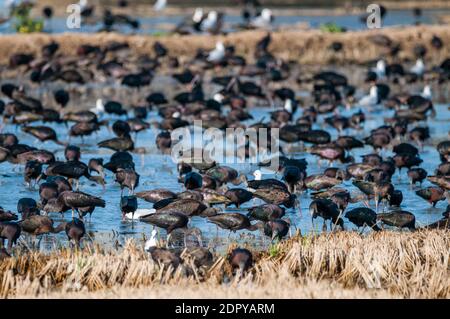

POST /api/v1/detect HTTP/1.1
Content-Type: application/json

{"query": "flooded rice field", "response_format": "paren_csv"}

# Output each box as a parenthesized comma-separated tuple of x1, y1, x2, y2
(0, 98, 448, 251)
(0, 9, 449, 34)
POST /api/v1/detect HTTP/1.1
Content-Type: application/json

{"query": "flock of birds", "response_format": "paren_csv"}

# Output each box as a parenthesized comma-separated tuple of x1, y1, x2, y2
(0, 3, 449, 274)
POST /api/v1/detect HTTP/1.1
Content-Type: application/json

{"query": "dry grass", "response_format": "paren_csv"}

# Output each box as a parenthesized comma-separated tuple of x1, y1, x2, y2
(1, 229, 449, 299)
(0, 25, 449, 67)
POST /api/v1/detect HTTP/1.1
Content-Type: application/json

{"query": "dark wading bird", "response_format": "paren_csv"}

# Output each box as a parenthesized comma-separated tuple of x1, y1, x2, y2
(121, 195, 138, 223)
(115, 168, 140, 196)
(352, 180, 394, 212)
(228, 247, 253, 277)
(225, 188, 253, 208)
(0, 222, 21, 251)
(44, 191, 105, 219)
(19, 215, 66, 247)
(62, 218, 86, 247)
(264, 218, 291, 241)
(377, 211, 416, 230)
(207, 213, 263, 237)
(345, 208, 380, 232)
(247, 204, 285, 222)
(415, 187, 445, 207)
(309, 199, 344, 231)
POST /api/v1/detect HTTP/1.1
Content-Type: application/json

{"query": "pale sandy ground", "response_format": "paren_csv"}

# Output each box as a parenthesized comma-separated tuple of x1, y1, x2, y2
(15, 279, 399, 299)
(1, 25, 449, 66)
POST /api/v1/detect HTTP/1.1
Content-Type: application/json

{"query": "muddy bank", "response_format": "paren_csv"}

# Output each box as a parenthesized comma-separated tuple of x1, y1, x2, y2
(0, 25, 449, 66)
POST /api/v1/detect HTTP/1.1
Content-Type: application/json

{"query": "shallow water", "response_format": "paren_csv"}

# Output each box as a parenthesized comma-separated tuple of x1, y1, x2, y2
(0, 9, 448, 34)
(0, 98, 448, 251)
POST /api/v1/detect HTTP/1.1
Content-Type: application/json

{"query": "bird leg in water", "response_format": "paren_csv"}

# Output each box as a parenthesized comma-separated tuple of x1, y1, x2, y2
(37, 235, 43, 251)
(359, 224, 367, 235)
(166, 233, 173, 249)
(322, 219, 327, 232)
(71, 208, 75, 219)
(332, 210, 344, 231)
(375, 194, 380, 212)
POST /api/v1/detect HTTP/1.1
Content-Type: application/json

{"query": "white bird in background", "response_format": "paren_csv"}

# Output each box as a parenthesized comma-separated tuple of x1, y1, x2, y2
(207, 41, 225, 63)
(90, 98, 104, 114)
(359, 85, 378, 106)
(144, 229, 158, 251)
(153, 0, 167, 12)
(253, 169, 262, 181)
(250, 8, 273, 28)
(421, 84, 432, 100)
(79, 0, 88, 9)
(213, 92, 225, 103)
(411, 58, 425, 76)
(192, 8, 204, 23)
(372, 59, 386, 78)
(284, 99, 298, 114)
(172, 111, 181, 118)
(200, 11, 218, 32)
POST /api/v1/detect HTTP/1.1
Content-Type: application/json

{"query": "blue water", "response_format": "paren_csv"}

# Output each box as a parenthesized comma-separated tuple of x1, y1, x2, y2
(0, 9, 447, 34)
(0, 99, 448, 250)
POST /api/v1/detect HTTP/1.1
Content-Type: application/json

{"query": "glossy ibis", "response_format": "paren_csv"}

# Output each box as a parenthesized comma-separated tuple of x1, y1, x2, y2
(309, 199, 344, 231)
(63, 217, 86, 247)
(145, 230, 182, 268)
(121, 195, 138, 221)
(0, 222, 21, 251)
(264, 218, 291, 241)
(282, 166, 305, 193)
(407, 167, 427, 185)
(228, 248, 253, 276)
(17, 198, 39, 219)
(24, 160, 42, 188)
(224, 188, 253, 208)
(44, 191, 105, 219)
(115, 168, 139, 196)
(208, 213, 263, 236)
(247, 204, 285, 222)
(135, 189, 177, 203)
(377, 211, 416, 230)
(183, 172, 202, 190)
(415, 187, 445, 207)
(345, 207, 380, 231)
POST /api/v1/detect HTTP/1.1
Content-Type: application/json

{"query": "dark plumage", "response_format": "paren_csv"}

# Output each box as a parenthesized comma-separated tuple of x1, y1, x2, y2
(229, 248, 253, 274)
(309, 199, 344, 231)
(377, 211, 416, 230)
(345, 208, 380, 231)
(225, 188, 253, 208)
